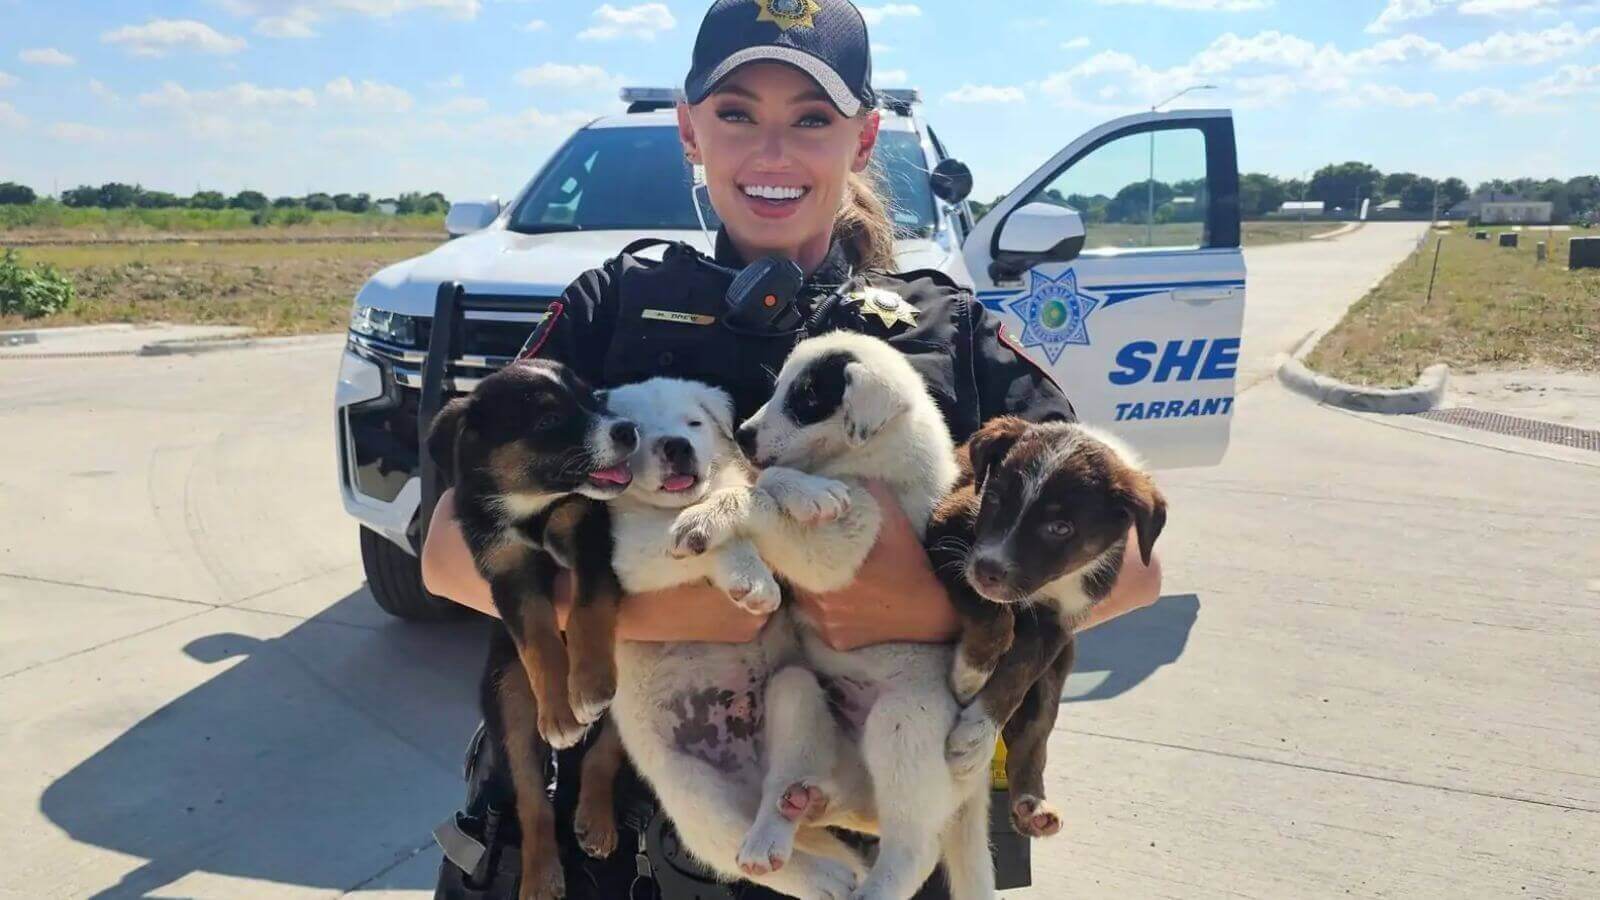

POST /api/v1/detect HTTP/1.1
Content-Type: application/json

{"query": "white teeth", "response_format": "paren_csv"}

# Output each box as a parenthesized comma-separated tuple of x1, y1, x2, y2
(742, 184, 806, 201)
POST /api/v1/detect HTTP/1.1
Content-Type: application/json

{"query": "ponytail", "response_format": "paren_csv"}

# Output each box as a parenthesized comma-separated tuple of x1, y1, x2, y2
(836, 164, 897, 273)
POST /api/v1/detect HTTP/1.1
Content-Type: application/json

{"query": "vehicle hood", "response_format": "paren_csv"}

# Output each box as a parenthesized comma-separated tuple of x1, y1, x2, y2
(355, 227, 712, 317)
(355, 227, 961, 317)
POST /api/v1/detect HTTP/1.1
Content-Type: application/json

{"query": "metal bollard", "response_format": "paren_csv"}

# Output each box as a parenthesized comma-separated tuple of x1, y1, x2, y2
(1536, 241, 1547, 263)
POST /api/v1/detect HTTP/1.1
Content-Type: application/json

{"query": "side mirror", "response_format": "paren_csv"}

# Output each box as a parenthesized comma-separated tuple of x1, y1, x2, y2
(991, 201, 1086, 281)
(930, 158, 973, 205)
(444, 197, 502, 238)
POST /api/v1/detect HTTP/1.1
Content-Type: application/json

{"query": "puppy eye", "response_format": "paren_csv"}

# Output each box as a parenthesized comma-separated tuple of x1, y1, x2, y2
(1044, 520, 1074, 538)
(687, 419, 703, 429)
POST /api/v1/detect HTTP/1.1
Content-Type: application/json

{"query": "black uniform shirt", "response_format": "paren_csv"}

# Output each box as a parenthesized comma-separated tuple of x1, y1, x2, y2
(533, 230, 1075, 442)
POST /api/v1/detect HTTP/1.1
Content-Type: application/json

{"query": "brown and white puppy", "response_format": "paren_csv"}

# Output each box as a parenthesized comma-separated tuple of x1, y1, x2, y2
(929, 415, 1166, 839)
(427, 358, 637, 900)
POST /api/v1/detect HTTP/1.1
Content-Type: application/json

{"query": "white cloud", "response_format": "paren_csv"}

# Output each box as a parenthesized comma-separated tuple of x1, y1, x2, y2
(324, 77, 414, 112)
(0, 101, 26, 129)
(469, 106, 599, 141)
(88, 79, 120, 103)
(433, 95, 489, 114)
(1062, 37, 1092, 50)
(432, 73, 466, 90)
(48, 122, 113, 142)
(1367, 0, 1442, 33)
(1440, 23, 1600, 69)
(0, 71, 17, 90)
(943, 84, 1026, 103)
(1094, 0, 1271, 9)
(858, 4, 922, 25)
(102, 19, 247, 57)
(1332, 83, 1439, 107)
(20, 48, 76, 67)
(1456, 61, 1600, 111)
(578, 3, 676, 41)
(872, 42, 895, 54)
(220, 0, 482, 38)
(137, 81, 319, 111)
(1368, 0, 1580, 32)
(874, 69, 909, 87)
(513, 63, 623, 91)
(523, 18, 548, 31)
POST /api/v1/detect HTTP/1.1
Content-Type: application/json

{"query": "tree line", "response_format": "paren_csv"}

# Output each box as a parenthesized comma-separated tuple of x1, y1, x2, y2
(0, 181, 450, 216)
(969, 162, 1600, 222)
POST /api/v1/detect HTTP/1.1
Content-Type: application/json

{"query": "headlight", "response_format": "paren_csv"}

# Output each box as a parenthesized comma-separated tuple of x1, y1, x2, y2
(349, 305, 419, 347)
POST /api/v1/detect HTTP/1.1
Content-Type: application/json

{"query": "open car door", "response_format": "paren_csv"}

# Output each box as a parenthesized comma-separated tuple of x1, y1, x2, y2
(963, 109, 1245, 469)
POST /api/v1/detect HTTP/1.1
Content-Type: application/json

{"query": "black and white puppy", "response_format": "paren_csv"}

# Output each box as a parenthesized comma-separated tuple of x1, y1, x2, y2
(669, 332, 993, 900)
(931, 416, 1166, 839)
(426, 358, 637, 900)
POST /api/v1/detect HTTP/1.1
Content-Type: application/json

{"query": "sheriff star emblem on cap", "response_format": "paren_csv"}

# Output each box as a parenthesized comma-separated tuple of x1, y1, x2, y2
(846, 285, 919, 329)
(756, 0, 822, 30)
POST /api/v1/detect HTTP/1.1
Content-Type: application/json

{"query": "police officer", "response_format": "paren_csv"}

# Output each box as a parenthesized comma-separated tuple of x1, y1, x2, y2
(423, 1, 1163, 897)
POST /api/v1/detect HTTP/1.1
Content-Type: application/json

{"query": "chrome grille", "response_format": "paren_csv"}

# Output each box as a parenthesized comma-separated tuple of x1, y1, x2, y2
(349, 307, 547, 393)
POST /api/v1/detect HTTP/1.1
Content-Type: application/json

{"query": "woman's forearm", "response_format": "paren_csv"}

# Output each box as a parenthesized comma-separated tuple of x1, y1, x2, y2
(422, 490, 766, 642)
(1077, 529, 1163, 632)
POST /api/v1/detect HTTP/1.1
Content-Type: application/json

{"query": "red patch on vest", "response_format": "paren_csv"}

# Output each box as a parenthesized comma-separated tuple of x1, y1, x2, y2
(517, 300, 565, 361)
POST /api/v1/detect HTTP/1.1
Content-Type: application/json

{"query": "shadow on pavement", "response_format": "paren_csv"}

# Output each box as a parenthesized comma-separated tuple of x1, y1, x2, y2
(1065, 593, 1200, 703)
(40, 587, 490, 898)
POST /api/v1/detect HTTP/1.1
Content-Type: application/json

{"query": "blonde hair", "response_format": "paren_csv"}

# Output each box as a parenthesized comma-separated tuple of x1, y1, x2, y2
(836, 159, 897, 272)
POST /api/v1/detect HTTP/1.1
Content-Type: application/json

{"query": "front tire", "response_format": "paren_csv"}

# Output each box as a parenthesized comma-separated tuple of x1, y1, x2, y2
(360, 526, 466, 622)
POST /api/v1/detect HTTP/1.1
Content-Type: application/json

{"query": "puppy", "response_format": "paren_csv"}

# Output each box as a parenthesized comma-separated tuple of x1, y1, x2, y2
(604, 379, 871, 900)
(427, 358, 637, 899)
(669, 332, 993, 900)
(931, 416, 1166, 839)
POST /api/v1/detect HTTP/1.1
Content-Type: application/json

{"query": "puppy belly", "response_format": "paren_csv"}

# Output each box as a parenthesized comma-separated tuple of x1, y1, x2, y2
(616, 642, 771, 784)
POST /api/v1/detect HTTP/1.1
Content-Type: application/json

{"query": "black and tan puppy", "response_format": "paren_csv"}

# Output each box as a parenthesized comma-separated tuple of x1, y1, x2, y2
(427, 358, 638, 898)
(931, 415, 1166, 839)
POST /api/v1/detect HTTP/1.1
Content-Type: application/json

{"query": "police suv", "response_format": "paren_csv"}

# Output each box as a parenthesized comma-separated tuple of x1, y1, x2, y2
(335, 87, 1246, 621)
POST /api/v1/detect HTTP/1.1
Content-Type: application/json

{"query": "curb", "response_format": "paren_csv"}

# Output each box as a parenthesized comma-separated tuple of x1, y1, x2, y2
(138, 336, 259, 357)
(1276, 356, 1449, 414)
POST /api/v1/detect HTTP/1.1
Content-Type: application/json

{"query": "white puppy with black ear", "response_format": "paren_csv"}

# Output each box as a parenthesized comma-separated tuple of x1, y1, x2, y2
(670, 332, 994, 900)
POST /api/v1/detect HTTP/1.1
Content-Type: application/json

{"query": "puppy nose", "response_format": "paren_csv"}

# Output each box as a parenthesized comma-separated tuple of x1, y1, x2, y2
(611, 421, 639, 451)
(972, 556, 1008, 590)
(735, 425, 758, 460)
(659, 436, 694, 467)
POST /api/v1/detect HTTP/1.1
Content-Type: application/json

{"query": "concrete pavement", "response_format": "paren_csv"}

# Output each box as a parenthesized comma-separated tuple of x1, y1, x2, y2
(3, 224, 1597, 898)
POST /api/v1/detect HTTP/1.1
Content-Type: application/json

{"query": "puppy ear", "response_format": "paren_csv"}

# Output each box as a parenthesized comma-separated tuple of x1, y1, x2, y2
(967, 416, 1030, 488)
(842, 361, 909, 447)
(425, 397, 472, 474)
(695, 385, 738, 444)
(1115, 470, 1167, 566)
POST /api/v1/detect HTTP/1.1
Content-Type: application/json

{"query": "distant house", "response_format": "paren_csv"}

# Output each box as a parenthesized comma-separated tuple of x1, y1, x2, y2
(1279, 200, 1326, 215)
(375, 201, 399, 216)
(1447, 191, 1553, 223)
(1481, 201, 1553, 225)
(1375, 199, 1402, 213)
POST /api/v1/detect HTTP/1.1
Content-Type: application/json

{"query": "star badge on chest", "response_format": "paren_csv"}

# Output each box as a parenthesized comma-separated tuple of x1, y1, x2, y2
(845, 285, 919, 330)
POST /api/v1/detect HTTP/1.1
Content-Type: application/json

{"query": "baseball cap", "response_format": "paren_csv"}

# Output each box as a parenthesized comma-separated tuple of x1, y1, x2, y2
(684, 0, 875, 117)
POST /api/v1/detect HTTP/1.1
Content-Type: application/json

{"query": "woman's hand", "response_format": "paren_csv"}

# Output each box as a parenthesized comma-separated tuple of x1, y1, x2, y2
(789, 481, 961, 652)
(422, 489, 769, 643)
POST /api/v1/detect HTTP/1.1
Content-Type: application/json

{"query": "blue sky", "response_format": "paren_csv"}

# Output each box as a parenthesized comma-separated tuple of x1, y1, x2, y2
(1, 0, 1596, 202)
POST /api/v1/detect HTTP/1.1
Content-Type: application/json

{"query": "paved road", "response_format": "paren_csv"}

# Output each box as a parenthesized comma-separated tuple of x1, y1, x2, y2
(3, 224, 1597, 898)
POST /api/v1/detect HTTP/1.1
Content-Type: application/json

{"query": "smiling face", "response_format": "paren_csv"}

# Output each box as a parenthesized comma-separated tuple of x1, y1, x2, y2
(606, 378, 741, 509)
(678, 61, 879, 268)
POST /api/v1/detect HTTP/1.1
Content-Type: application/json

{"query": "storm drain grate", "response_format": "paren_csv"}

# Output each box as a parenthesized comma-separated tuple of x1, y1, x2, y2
(1413, 407, 1600, 453)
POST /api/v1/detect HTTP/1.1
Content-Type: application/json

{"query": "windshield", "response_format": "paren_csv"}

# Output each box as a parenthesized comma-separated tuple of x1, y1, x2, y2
(507, 125, 938, 239)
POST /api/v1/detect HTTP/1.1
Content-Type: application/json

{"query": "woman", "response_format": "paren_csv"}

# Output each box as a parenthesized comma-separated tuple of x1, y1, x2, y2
(423, 1, 1162, 896)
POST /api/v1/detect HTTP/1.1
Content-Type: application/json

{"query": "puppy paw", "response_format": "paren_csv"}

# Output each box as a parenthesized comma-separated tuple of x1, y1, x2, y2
(573, 805, 618, 859)
(669, 504, 732, 558)
(1011, 794, 1063, 838)
(945, 703, 999, 780)
(802, 858, 859, 900)
(736, 819, 796, 877)
(567, 684, 613, 728)
(725, 569, 782, 615)
(538, 702, 589, 751)
(760, 469, 852, 525)
(519, 859, 565, 900)
(779, 781, 830, 822)
(949, 655, 993, 706)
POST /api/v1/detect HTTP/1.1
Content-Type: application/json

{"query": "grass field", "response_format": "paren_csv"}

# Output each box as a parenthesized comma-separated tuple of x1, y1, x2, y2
(0, 240, 441, 335)
(1307, 226, 1599, 386)
(0, 204, 444, 241)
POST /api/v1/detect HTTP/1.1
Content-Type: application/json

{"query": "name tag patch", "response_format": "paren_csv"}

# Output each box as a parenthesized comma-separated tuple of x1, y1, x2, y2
(642, 309, 716, 326)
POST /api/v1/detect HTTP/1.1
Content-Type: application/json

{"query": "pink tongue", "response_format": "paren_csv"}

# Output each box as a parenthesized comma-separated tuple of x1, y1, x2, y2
(662, 474, 696, 492)
(589, 465, 631, 486)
